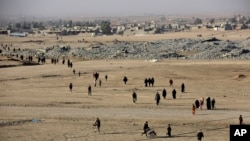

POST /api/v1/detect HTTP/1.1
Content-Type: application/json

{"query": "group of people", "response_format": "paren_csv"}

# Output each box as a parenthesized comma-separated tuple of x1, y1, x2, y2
(51, 58, 59, 64)
(68, 70, 108, 95)
(92, 114, 244, 140)
(208, 97, 216, 110)
(192, 97, 216, 115)
(161, 88, 177, 100)
(92, 116, 242, 141)
(141, 121, 204, 141)
(93, 118, 206, 140)
(131, 87, 179, 105)
(37, 56, 46, 64)
(62, 60, 244, 140)
(62, 60, 238, 141)
(67, 59, 73, 68)
(132, 89, 179, 105)
(144, 77, 155, 87)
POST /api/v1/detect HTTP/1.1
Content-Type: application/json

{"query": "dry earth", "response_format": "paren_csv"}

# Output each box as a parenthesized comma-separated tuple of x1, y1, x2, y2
(0, 30, 250, 141)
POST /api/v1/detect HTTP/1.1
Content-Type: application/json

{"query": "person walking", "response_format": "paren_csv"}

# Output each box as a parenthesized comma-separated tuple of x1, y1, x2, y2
(239, 115, 243, 125)
(105, 74, 108, 82)
(195, 100, 200, 109)
(141, 121, 150, 136)
(123, 76, 128, 84)
(192, 103, 196, 115)
(132, 91, 137, 103)
(172, 89, 177, 99)
(69, 83, 73, 92)
(151, 77, 155, 87)
(93, 117, 101, 133)
(88, 84, 92, 95)
(206, 97, 211, 110)
(169, 79, 173, 87)
(155, 92, 161, 105)
(181, 83, 185, 93)
(211, 98, 216, 109)
(197, 129, 204, 141)
(167, 124, 172, 137)
(162, 88, 167, 99)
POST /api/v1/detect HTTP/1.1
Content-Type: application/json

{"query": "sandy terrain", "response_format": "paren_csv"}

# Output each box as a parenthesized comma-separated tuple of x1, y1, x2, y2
(0, 30, 250, 141)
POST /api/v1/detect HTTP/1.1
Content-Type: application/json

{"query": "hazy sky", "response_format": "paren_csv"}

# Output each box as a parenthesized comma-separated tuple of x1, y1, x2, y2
(0, 0, 249, 17)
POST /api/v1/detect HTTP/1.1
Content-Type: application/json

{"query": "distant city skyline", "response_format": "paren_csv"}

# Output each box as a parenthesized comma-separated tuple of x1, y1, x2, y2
(0, 0, 250, 18)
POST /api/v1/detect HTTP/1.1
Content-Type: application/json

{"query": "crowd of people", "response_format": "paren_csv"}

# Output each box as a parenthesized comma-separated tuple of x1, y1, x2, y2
(63, 61, 223, 139)
(192, 97, 216, 115)
(144, 77, 155, 87)
(22, 55, 244, 140)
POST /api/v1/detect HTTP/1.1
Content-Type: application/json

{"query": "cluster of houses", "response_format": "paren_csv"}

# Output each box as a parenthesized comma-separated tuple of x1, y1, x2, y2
(32, 20, 250, 36)
(0, 15, 249, 37)
(207, 22, 249, 31)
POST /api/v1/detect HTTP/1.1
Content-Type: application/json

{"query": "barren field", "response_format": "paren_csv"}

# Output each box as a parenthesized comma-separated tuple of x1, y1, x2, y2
(0, 30, 250, 141)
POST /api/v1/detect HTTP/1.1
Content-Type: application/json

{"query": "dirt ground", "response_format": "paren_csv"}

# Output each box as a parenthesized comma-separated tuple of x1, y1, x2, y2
(0, 30, 250, 141)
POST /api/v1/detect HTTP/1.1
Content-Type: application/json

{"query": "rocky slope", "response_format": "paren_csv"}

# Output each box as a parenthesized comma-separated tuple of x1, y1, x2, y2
(2, 38, 250, 60)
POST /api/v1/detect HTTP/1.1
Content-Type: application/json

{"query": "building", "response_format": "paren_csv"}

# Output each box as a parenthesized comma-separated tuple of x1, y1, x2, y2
(10, 32, 27, 37)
